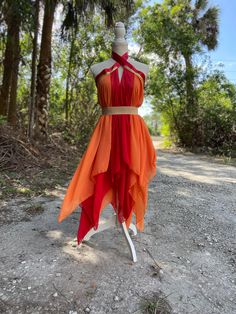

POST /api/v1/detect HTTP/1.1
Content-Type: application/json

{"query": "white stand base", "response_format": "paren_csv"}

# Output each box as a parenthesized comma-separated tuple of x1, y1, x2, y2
(83, 213, 138, 262)
(121, 221, 137, 263)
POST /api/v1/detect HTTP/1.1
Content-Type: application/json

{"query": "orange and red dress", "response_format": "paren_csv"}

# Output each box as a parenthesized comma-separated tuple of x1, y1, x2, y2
(57, 51, 157, 244)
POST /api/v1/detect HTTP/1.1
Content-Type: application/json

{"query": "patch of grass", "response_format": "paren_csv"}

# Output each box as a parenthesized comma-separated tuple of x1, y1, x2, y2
(0, 180, 35, 199)
(221, 155, 236, 166)
(1, 186, 18, 196)
(16, 187, 33, 196)
(140, 291, 172, 314)
(0, 125, 82, 202)
(162, 137, 173, 149)
(0, 156, 79, 201)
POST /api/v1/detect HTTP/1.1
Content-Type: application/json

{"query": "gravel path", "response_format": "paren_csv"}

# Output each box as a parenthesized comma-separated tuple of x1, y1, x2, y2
(0, 150, 235, 314)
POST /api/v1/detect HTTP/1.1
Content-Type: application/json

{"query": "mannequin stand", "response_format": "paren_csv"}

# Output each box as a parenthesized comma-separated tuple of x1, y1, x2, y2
(83, 214, 137, 262)
(80, 189, 138, 262)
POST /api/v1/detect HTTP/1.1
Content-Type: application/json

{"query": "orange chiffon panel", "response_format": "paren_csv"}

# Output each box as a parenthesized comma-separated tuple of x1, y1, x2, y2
(57, 116, 111, 223)
(127, 115, 156, 230)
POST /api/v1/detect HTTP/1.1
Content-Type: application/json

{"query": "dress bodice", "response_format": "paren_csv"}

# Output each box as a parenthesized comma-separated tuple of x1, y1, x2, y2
(95, 51, 145, 108)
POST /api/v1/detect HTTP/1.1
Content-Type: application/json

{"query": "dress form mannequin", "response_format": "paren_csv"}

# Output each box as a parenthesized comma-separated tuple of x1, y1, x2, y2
(90, 21, 149, 82)
(85, 22, 149, 262)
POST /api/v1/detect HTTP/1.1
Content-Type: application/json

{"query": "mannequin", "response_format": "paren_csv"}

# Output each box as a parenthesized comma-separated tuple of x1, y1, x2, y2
(83, 22, 150, 262)
(90, 21, 149, 83)
(57, 22, 156, 262)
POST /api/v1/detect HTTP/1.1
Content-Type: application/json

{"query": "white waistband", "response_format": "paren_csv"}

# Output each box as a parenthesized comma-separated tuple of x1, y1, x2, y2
(102, 106, 139, 115)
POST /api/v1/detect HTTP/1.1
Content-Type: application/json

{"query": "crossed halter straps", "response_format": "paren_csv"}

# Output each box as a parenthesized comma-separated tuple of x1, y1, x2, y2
(111, 51, 146, 81)
(95, 51, 146, 83)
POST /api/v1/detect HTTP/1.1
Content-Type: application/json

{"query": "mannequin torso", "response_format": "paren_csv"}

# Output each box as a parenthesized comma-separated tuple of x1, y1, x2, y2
(90, 22, 149, 83)
(90, 57, 149, 83)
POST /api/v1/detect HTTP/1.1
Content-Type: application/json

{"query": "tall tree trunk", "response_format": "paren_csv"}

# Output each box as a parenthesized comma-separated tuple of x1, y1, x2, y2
(35, 0, 57, 141)
(65, 33, 75, 122)
(28, 0, 40, 139)
(183, 53, 197, 115)
(0, 18, 14, 116)
(183, 53, 199, 147)
(7, 21, 20, 125)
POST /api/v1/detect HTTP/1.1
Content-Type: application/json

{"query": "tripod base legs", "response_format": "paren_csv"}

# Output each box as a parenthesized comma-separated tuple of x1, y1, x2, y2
(82, 214, 138, 262)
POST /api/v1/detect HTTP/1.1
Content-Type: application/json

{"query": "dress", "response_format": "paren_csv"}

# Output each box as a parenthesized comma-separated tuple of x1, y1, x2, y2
(57, 51, 157, 244)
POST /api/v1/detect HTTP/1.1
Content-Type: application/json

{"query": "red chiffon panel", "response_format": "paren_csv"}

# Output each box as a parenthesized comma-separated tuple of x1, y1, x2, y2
(77, 116, 134, 244)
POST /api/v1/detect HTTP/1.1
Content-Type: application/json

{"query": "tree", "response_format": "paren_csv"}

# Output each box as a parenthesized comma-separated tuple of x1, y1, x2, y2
(28, 0, 40, 139)
(35, 0, 137, 141)
(35, 0, 58, 140)
(0, 1, 15, 117)
(0, 0, 32, 125)
(7, 19, 20, 125)
(185, 0, 219, 114)
(136, 0, 219, 147)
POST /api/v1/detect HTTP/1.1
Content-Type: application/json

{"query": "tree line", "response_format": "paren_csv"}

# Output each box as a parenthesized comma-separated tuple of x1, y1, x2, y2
(0, 0, 235, 156)
(0, 0, 137, 143)
(137, 0, 235, 156)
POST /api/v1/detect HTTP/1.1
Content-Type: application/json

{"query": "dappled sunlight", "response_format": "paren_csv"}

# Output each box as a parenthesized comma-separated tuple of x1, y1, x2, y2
(157, 153, 236, 186)
(16, 187, 31, 194)
(148, 187, 156, 193)
(46, 230, 64, 239)
(45, 186, 66, 199)
(159, 166, 234, 185)
(46, 226, 102, 265)
(174, 188, 191, 197)
(62, 242, 100, 265)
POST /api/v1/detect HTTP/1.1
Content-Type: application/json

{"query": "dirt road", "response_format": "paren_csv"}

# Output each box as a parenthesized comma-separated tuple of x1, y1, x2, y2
(0, 149, 235, 313)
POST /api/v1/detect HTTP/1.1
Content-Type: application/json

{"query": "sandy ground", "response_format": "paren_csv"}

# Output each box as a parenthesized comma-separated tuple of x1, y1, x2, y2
(0, 146, 236, 314)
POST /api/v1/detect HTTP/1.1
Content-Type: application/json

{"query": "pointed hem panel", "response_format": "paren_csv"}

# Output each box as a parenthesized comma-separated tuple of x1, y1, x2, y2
(57, 115, 111, 223)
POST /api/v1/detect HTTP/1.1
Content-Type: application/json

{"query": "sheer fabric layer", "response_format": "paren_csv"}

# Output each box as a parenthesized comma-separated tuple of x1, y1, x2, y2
(57, 114, 156, 240)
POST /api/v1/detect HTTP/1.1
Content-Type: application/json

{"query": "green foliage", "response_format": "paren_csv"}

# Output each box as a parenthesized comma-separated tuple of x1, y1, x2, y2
(143, 111, 161, 136)
(149, 63, 236, 156)
(137, 0, 219, 59)
(160, 113, 175, 148)
(50, 14, 112, 148)
(135, 0, 234, 156)
(197, 72, 236, 156)
(1, 0, 232, 159)
(68, 76, 100, 148)
(0, 115, 7, 125)
(61, 0, 137, 32)
(0, 0, 140, 145)
(0, 0, 34, 31)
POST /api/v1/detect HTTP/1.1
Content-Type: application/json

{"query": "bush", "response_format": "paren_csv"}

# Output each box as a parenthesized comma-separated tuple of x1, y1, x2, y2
(155, 72, 236, 157)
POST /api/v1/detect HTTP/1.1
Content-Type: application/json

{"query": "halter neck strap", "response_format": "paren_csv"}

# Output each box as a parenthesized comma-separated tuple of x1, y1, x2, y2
(111, 51, 129, 66)
(111, 51, 146, 82)
(95, 51, 146, 83)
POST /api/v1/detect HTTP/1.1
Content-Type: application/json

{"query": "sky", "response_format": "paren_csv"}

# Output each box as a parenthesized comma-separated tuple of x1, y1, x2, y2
(207, 0, 236, 83)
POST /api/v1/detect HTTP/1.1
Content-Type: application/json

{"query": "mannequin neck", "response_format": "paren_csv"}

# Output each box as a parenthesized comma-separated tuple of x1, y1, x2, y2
(111, 44, 128, 57)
